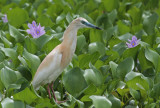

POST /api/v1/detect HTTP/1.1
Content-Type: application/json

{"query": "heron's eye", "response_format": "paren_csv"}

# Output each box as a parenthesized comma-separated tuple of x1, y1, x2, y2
(81, 20, 87, 25)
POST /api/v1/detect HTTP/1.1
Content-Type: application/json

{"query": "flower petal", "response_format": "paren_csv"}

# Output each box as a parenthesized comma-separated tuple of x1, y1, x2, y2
(132, 36, 137, 41)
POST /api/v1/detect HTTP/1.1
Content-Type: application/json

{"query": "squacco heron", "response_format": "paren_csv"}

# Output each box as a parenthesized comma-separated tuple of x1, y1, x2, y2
(31, 17, 101, 103)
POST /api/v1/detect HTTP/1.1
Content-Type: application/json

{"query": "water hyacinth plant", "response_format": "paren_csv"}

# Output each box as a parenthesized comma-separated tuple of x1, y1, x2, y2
(2, 14, 8, 23)
(27, 21, 45, 38)
(126, 36, 140, 48)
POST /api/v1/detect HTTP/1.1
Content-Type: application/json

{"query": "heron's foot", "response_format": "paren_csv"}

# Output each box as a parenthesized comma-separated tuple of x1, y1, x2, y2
(56, 99, 68, 104)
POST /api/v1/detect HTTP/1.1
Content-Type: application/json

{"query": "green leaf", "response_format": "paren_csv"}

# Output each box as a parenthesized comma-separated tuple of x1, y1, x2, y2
(143, 13, 159, 35)
(117, 57, 134, 79)
(84, 68, 103, 86)
(36, 35, 53, 50)
(112, 42, 126, 56)
(129, 88, 140, 100)
(62, 67, 87, 97)
(78, 52, 100, 69)
(109, 61, 118, 79)
(121, 45, 140, 59)
(103, 26, 117, 43)
(125, 72, 149, 91)
(37, 15, 53, 27)
(76, 35, 86, 52)
(0, 50, 5, 62)
(83, 84, 97, 95)
(24, 37, 37, 54)
(1, 47, 18, 59)
(42, 38, 61, 54)
(103, 0, 119, 12)
(7, 7, 29, 27)
(1, 98, 25, 108)
(0, 70, 5, 90)
(145, 48, 160, 72)
(89, 29, 103, 43)
(23, 49, 41, 75)
(0, 31, 13, 48)
(108, 94, 121, 108)
(117, 20, 130, 35)
(88, 42, 105, 56)
(127, 6, 142, 25)
(1, 66, 18, 89)
(9, 24, 24, 42)
(150, 82, 160, 99)
(105, 50, 119, 64)
(13, 87, 38, 104)
(90, 95, 112, 108)
(138, 48, 152, 71)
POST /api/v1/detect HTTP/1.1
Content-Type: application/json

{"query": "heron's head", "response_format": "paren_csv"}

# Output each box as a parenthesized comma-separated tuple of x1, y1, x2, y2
(73, 17, 101, 30)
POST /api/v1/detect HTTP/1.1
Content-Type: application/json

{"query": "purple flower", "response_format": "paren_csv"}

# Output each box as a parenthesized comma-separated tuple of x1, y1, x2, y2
(126, 36, 140, 48)
(2, 14, 8, 23)
(26, 21, 45, 38)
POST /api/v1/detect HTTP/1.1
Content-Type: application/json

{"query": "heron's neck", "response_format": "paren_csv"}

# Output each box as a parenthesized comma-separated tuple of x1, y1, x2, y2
(62, 24, 78, 48)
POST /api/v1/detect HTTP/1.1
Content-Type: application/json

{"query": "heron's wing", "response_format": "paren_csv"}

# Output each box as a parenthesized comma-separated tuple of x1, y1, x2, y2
(32, 49, 62, 90)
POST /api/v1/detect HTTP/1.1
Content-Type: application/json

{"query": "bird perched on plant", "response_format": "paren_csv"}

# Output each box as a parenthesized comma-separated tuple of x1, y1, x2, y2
(31, 17, 101, 104)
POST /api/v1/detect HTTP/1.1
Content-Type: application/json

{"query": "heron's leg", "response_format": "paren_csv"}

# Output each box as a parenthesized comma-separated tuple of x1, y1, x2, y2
(50, 82, 67, 104)
(50, 82, 57, 101)
(47, 84, 52, 99)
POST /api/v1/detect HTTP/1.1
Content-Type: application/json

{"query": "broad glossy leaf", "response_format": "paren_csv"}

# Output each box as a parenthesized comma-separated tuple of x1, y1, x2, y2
(1, 47, 18, 59)
(76, 35, 86, 52)
(150, 82, 160, 99)
(96, 13, 112, 29)
(122, 45, 140, 59)
(103, 0, 119, 12)
(0, 50, 5, 62)
(138, 48, 152, 71)
(128, 6, 142, 25)
(125, 72, 149, 91)
(83, 84, 97, 95)
(117, 20, 130, 35)
(84, 68, 103, 86)
(0, 31, 13, 48)
(112, 42, 126, 56)
(78, 52, 100, 68)
(103, 26, 117, 43)
(90, 95, 112, 108)
(88, 42, 105, 56)
(37, 15, 53, 27)
(90, 29, 103, 43)
(7, 7, 29, 27)
(42, 38, 61, 54)
(129, 88, 140, 100)
(62, 67, 87, 97)
(108, 94, 121, 108)
(143, 13, 159, 35)
(23, 49, 41, 75)
(24, 37, 37, 54)
(109, 61, 118, 79)
(145, 48, 160, 72)
(1, 98, 25, 108)
(1, 66, 18, 89)
(105, 50, 119, 64)
(13, 87, 38, 104)
(117, 57, 134, 79)
(0, 70, 5, 90)
(35, 98, 54, 108)
(9, 24, 24, 42)
(36, 35, 53, 50)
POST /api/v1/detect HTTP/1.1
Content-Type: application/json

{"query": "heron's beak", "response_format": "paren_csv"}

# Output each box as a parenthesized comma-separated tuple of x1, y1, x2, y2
(85, 22, 102, 30)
